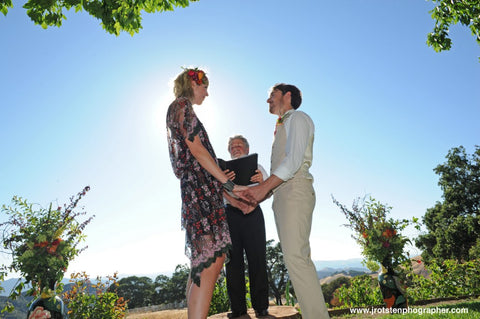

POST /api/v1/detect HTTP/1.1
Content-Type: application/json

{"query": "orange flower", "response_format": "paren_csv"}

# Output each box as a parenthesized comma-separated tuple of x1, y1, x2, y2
(382, 228, 395, 238)
(46, 238, 62, 254)
(362, 232, 368, 238)
(34, 241, 49, 248)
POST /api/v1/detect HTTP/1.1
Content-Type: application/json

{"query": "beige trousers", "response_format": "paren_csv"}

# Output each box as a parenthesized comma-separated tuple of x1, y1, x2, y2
(272, 178, 330, 319)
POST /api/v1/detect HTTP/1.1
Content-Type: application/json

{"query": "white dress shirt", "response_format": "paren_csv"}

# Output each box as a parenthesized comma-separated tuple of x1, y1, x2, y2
(271, 109, 314, 181)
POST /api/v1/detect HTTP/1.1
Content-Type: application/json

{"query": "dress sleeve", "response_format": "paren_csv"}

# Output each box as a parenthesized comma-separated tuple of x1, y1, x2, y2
(177, 99, 201, 142)
(166, 97, 203, 178)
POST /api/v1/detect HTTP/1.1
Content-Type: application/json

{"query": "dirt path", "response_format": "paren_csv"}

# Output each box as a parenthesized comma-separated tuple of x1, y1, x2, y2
(127, 309, 187, 319)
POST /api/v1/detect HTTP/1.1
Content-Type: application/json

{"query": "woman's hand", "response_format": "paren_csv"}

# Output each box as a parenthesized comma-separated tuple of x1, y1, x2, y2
(224, 169, 236, 181)
(237, 200, 257, 215)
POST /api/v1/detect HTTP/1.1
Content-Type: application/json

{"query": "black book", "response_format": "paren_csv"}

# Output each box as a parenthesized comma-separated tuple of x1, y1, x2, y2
(217, 153, 258, 186)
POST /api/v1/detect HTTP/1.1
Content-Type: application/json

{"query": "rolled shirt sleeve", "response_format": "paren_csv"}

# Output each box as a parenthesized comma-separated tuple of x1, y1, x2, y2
(272, 110, 314, 181)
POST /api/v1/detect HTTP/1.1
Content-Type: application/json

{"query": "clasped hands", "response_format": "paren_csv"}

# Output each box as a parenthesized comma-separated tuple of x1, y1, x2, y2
(224, 169, 270, 215)
(226, 186, 268, 215)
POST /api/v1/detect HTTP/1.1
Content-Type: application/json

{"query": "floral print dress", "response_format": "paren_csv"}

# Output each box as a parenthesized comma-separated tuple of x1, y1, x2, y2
(166, 97, 231, 286)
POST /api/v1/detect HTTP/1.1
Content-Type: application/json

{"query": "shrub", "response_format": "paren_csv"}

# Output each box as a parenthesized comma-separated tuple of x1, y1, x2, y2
(321, 276, 351, 305)
(63, 272, 127, 319)
(208, 275, 229, 316)
(0, 187, 94, 304)
(335, 275, 383, 308)
(407, 259, 480, 303)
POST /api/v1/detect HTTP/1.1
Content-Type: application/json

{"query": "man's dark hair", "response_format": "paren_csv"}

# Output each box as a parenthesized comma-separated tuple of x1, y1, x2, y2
(272, 83, 302, 109)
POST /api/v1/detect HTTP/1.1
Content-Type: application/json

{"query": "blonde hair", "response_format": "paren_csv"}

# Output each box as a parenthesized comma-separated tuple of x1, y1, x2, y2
(173, 68, 209, 99)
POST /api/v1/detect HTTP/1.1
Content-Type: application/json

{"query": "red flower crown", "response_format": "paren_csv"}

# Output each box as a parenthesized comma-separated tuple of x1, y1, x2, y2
(186, 68, 207, 85)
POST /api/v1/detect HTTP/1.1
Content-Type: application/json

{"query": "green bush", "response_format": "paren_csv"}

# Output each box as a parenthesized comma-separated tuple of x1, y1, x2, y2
(0, 187, 94, 307)
(321, 276, 351, 305)
(335, 275, 383, 308)
(285, 280, 297, 307)
(63, 272, 127, 319)
(407, 259, 480, 303)
(208, 276, 230, 316)
(208, 274, 254, 316)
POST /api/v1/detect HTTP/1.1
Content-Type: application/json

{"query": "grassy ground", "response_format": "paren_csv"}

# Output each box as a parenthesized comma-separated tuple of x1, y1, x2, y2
(126, 299, 480, 319)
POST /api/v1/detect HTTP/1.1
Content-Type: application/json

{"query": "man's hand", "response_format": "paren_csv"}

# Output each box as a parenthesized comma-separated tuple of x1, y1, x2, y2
(250, 169, 264, 184)
(244, 175, 283, 203)
(232, 185, 257, 206)
(244, 184, 270, 203)
(224, 190, 257, 214)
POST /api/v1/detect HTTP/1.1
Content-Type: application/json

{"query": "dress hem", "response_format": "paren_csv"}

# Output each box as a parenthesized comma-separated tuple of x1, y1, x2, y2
(191, 243, 231, 287)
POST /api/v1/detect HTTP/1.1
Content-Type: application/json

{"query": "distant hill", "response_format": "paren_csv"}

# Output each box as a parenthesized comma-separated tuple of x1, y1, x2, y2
(0, 258, 370, 296)
(0, 294, 32, 318)
(314, 258, 369, 279)
(313, 258, 366, 271)
(319, 273, 350, 285)
(0, 278, 95, 297)
(0, 278, 28, 297)
(318, 257, 429, 285)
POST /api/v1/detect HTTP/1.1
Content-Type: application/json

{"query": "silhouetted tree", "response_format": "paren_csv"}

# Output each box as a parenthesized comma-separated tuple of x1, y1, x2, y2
(115, 276, 154, 309)
(416, 145, 480, 262)
(154, 264, 189, 305)
(265, 239, 290, 305)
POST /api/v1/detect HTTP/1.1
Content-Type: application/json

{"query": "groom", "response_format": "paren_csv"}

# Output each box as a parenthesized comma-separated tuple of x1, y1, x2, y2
(245, 83, 330, 319)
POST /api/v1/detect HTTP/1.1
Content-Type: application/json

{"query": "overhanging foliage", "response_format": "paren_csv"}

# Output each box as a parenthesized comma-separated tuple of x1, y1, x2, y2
(0, 0, 199, 35)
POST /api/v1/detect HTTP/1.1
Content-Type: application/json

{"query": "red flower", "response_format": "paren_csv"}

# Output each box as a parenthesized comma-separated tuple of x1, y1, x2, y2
(382, 228, 395, 238)
(186, 69, 206, 85)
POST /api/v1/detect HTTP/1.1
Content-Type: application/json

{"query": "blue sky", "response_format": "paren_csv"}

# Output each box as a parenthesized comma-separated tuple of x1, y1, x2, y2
(1, 0, 479, 278)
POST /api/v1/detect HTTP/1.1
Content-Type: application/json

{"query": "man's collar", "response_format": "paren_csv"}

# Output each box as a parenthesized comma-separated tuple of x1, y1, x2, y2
(277, 109, 294, 124)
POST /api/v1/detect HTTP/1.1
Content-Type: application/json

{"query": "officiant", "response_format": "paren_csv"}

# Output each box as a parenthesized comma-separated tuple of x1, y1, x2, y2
(222, 135, 269, 318)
